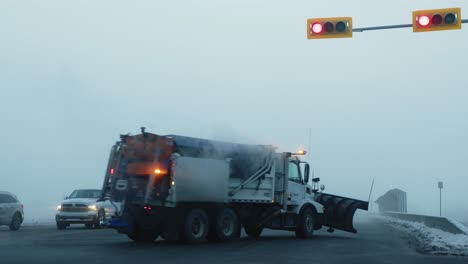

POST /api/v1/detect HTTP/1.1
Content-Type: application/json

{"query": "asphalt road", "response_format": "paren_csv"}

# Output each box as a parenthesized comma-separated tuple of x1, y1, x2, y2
(0, 216, 466, 264)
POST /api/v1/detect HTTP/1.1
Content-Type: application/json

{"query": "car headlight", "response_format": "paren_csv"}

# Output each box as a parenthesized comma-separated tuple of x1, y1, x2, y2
(88, 205, 98, 211)
(56, 205, 62, 211)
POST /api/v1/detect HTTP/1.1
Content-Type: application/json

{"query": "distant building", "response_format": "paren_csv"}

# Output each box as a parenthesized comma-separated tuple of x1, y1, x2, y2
(375, 188, 407, 213)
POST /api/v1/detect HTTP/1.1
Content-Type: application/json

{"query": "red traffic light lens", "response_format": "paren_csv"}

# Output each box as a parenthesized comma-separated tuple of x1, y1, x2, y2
(311, 23, 323, 34)
(418, 15, 430, 27)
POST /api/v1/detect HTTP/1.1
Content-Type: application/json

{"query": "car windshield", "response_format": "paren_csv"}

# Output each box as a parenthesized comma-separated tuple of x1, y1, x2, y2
(68, 190, 101, 199)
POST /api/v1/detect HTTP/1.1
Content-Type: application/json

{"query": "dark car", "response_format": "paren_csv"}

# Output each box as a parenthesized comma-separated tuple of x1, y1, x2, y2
(0, 191, 24, 231)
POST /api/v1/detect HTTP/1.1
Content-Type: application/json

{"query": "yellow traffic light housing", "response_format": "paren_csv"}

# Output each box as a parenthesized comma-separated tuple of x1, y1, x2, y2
(307, 17, 353, 39)
(413, 8, 462, 32)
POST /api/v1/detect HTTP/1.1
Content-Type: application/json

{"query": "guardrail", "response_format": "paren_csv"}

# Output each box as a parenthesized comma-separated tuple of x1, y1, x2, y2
(382, 212, 467, 235)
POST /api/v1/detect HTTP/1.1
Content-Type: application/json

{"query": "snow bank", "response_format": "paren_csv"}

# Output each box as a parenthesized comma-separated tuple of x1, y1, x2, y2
(448, 218, 468, 235)
(380, 216, 468, 256)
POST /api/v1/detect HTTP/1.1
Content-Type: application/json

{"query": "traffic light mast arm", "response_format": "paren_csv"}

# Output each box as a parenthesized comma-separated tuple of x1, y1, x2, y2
(353, 23, 412, 32)
(353, 19, 468, 32)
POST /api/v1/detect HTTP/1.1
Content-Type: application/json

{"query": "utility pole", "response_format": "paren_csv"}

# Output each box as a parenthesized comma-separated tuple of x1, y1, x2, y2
(308, 128, 312, 164)
(368, 179, 375, 212)
(438, 181, 444, 217)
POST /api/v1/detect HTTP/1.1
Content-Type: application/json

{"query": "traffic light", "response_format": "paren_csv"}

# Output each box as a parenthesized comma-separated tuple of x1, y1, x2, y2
(413, 8, 461, 32)
(307, 17, 353, 39)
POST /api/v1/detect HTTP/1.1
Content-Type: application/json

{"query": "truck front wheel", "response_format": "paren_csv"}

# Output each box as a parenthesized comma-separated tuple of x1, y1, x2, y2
(183, 208, 209, 244)
(295, 207, 315, 239)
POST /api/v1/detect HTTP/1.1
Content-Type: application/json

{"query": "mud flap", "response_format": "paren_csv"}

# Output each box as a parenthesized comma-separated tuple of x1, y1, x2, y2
(316, 193, 369, 233)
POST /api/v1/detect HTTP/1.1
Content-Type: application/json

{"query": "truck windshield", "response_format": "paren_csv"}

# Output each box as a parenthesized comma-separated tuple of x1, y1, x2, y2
(68, 190, 101, 199)
(288, 162, 302, 183)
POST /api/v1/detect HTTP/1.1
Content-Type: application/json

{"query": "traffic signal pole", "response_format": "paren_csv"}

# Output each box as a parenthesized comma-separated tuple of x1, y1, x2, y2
(353, 19, 468, 32)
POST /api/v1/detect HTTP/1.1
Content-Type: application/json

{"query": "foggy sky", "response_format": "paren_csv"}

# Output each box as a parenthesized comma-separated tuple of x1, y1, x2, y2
(1, 0, 467, 222)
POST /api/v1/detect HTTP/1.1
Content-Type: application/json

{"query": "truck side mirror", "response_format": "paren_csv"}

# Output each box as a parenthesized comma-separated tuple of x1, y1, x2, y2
(304, 163, 310, 184)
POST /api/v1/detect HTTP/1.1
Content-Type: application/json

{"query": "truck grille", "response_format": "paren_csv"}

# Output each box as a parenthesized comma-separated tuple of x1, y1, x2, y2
(61, 203, 89, 212)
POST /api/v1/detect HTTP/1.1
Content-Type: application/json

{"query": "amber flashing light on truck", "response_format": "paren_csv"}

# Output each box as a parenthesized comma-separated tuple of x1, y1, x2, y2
(295, 150, 307, 155)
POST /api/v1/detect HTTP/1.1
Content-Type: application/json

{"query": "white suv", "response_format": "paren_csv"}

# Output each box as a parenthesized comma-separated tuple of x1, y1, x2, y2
(55, 189, 116, 229)
(0, 191, 24, 231)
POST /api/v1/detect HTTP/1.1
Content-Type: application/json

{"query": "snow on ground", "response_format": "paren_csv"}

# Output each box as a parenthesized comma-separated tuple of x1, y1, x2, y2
(378, 216, 468, 256)
(448, 218, 468, 235)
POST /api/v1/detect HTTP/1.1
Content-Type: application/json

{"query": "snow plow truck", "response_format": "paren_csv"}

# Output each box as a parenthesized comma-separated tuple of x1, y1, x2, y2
(100, 128, 368, 243)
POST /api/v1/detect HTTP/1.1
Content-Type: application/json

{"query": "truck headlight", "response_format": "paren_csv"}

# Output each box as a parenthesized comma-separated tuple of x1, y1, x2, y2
(88, 205, 98, 211)
(56, 205, 62, 211)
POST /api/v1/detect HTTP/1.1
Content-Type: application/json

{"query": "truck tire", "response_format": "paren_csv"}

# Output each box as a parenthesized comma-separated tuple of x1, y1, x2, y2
(244, 224, 263, 238)
(208, 208, 240, 242)
(295, 207, 314, 239)
(9, 213, 22, 231)
(183, 208, 209, 244)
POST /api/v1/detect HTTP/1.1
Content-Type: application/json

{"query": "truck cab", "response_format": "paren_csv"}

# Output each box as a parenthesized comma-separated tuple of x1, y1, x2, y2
(286, 158, 314, 205)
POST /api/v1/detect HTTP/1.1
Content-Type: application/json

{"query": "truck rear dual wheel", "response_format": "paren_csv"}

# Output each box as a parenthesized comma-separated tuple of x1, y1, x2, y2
(207, 208, 240, 242)
(295, 207, 315, 239)
(183, 208, 210, 244)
